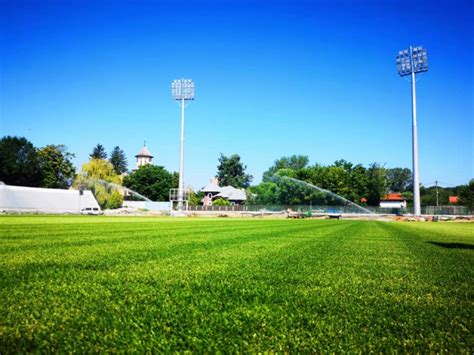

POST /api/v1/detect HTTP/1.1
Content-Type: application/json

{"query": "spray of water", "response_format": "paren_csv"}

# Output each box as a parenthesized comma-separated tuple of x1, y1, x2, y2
(75, 177, 151, 202)
(274, 175, 373, 214)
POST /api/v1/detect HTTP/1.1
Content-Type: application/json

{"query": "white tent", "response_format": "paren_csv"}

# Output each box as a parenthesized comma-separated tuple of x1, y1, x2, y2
(0, 184, 100, 214)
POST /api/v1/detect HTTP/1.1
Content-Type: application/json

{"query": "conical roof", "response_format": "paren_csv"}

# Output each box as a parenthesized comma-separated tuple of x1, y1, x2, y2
(135, 145, 153, 158)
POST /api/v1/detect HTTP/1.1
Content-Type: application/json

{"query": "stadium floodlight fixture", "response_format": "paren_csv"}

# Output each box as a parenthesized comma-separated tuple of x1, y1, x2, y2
(396, 46, 428, 76)
(172, 79, 195, 100)
(171, 79, 195, 214)
(396, 46, 428, 217)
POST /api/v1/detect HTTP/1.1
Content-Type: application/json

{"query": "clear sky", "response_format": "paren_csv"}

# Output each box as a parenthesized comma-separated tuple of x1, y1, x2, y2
(1, 0, 473, 190)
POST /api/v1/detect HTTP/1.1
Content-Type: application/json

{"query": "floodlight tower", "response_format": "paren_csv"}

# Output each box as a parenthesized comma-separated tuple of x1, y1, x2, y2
(396, 46, 428, 217)
(171, 78, 195, 212)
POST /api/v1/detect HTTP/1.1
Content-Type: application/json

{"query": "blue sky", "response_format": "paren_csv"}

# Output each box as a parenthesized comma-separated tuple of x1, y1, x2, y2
(1, 0, 473, 189)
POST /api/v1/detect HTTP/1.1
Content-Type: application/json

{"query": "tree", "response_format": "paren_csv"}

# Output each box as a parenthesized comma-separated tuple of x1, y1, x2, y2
(78, 159, 121, 184)
(248, 182, 280, 205)
(90, 144, 107, 160)
(458, 179, 474, 209)
(109, 146, 128, 174)
(37, 145, 76, 189)
(0, 136, 43, 187)
(350, 164, 368, 203)
(386, 168, 412, 192)
(263, 155, 309, 182)
(73, 159, 123, 209)
(216, 154, 253, 188)
(123, 165, 178, 201)
(366, 163, 387, 206)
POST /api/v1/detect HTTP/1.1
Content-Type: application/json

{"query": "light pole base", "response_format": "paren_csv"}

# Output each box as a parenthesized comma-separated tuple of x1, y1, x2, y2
(170, 210, 188, 217)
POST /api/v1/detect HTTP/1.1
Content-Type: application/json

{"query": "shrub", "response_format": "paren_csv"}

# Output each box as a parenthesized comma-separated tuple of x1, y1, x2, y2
(213, 198, 230, 206)
(107, 190, 123, 209)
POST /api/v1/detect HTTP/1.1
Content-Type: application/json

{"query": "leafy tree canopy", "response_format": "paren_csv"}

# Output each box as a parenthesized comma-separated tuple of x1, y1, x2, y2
(216, 153, 253, 188)
(458, 179, 474, 209)
(78, 159, 121, 184)
(0, 136, 43, 187)
(123, 165, 178, 201)
(37, 145, 76, 189)
(263, 155, 309, 182)
(387, 167, 412, 192)
(365, 163, 387, 206)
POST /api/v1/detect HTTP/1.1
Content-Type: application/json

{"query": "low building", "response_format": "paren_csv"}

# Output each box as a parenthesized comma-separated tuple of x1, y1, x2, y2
(201, 178, 246, 206)
(380, 192, 407, 209)
(0, 184, 100, 214)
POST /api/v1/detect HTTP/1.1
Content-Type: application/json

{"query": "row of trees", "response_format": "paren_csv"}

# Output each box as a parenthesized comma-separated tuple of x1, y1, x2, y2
(248, 155, 473, 208)
(1, 136, 472, 209)
(0, 138, 131, 189)
(0, 136, 76, 189)
(250, 157, 389, 206)
(90, 144, 128, 175)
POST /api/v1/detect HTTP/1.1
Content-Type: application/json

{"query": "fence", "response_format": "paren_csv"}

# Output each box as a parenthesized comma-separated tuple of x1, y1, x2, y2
(187, 204, 472, 216)
(188, 205, 371, 214)
(424, 205, 471, 216)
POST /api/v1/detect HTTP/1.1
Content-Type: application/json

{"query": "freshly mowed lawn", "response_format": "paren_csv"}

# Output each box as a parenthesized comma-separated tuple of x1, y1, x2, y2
(0, 217, 472, 352)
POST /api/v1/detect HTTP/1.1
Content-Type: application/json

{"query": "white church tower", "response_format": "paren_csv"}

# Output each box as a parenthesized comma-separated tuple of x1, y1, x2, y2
(135, 144, 153, 169)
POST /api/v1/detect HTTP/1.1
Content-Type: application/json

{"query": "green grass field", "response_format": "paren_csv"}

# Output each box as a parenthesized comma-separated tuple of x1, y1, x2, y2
(1, 216, 472, 352)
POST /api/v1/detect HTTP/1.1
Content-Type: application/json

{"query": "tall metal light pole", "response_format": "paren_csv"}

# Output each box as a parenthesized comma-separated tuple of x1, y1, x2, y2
(171, 79, 195, 212)
(396, 46, 428, 216)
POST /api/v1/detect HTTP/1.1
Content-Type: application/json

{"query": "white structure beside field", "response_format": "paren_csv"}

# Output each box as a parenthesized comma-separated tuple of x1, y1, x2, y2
(0, 184, 100, 214)
(379, 193, 407, 209)
(122, 200, 170, 211)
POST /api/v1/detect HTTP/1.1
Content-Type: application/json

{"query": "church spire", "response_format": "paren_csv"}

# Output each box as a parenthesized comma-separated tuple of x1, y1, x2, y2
(135, 143, 153, 169)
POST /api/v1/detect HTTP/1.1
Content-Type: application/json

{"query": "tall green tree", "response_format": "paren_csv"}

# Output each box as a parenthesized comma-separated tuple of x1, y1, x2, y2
(109, 146, 128, 174)
(386, 167, 412, 192)
(77, 159, 121, 184)
(123, 165, 178, 201)
(37, 145, 76, 189)
(366, 163, 387, 206)
(216, 154, 253, 188)
(90, 144, 107, 160)
(458, 179, 474, 209)
(350, 164, 369, 203)
(263, 155, 309, 182)
(248, 182, 280, 205)
(74, 159, 123, 209)
(0, 136, 43, 187)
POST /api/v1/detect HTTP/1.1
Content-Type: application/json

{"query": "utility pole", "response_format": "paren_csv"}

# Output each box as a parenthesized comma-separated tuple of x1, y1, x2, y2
(435, 180, 439, 207)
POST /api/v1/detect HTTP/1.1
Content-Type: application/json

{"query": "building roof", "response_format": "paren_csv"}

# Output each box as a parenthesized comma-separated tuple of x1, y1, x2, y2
(381, 193, 406, 201)
(135, 145, 153, 158)
(202, 182, 221, 193)
(449, 196, 459, 203)
(215, 186, 247, 201)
